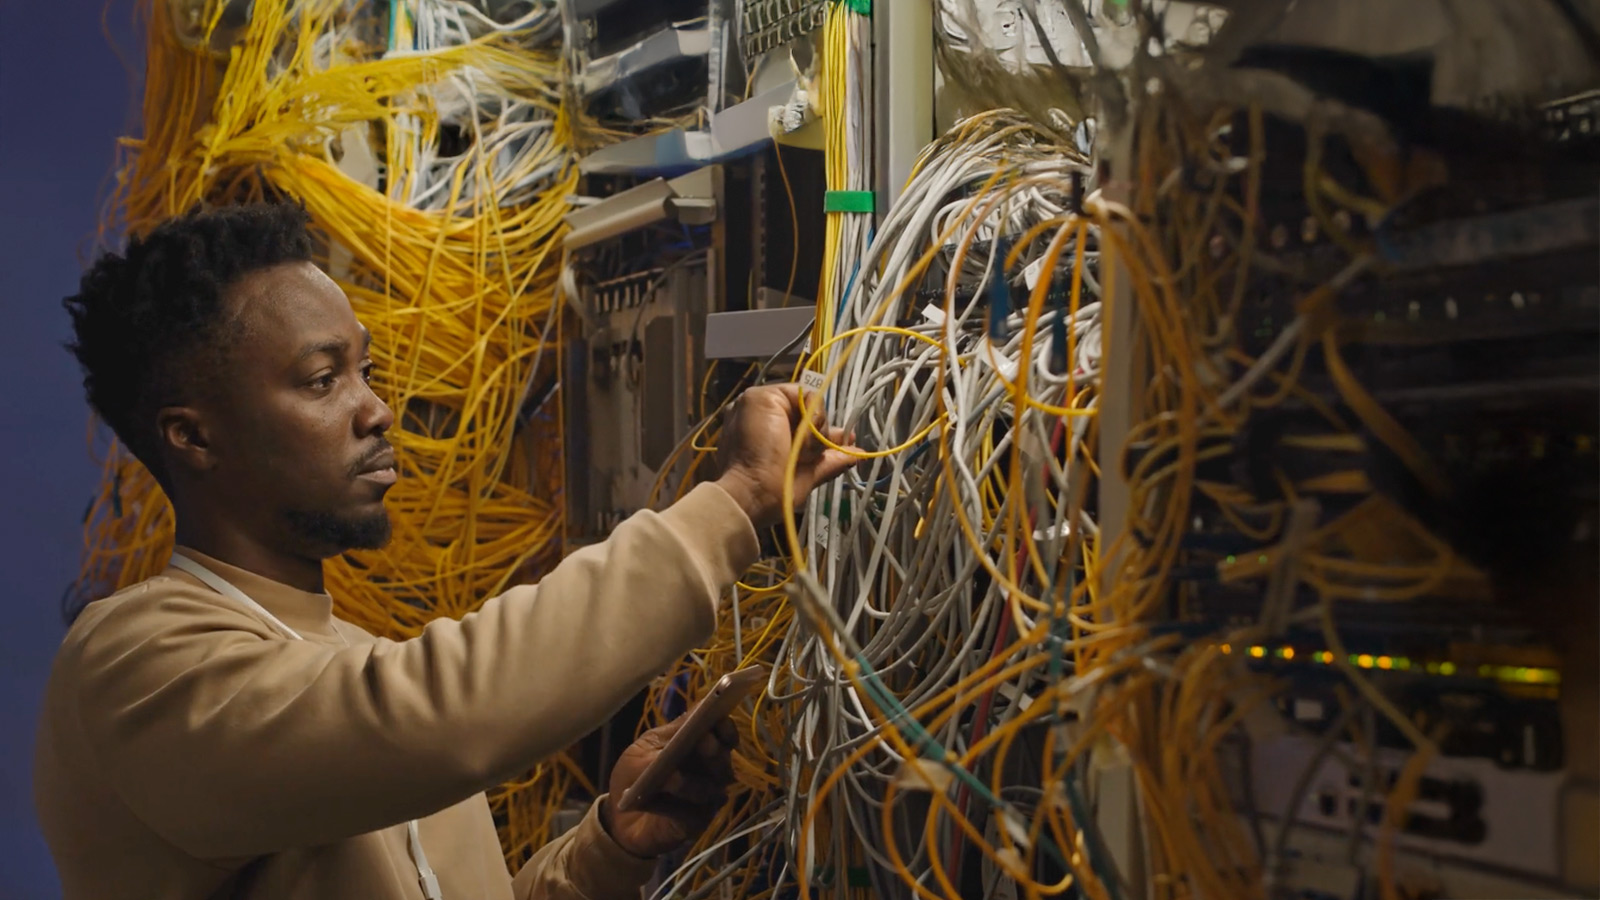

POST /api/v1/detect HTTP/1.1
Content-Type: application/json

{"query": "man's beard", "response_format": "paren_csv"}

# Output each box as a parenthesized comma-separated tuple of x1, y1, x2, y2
(284, 507, 392, 554)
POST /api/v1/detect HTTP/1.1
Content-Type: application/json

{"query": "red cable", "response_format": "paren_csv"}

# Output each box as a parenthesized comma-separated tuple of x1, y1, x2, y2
(948, 416, 1068, 886)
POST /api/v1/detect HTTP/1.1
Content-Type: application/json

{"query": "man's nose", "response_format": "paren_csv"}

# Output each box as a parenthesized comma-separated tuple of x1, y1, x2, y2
(357, 381, 394, 436)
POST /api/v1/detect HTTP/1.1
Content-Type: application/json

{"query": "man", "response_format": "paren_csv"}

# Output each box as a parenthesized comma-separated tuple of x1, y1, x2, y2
(36, 201, 856, 899)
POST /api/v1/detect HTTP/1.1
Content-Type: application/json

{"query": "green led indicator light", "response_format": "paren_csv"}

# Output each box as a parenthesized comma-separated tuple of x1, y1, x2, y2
(1257, 554, 1269, 564)
(1225, 555, 1236, 564)
(1439, 662, 1457, 676)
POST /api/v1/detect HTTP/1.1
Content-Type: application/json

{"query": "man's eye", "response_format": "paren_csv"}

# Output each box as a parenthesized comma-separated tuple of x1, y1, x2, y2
(361, 363, 375, 384)
(311, 374, 336, 391)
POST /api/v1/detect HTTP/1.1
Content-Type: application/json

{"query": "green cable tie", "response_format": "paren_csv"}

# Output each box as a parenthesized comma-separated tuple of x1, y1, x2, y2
(833, 0, 871, 13)
(824, 190, 876, 213)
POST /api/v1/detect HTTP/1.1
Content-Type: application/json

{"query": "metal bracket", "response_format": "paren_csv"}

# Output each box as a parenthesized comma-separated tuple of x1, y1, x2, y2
(563, 166, 723, 250)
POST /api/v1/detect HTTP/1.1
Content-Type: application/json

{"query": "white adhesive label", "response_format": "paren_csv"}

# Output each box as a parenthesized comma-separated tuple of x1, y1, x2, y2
(1031, 523, 1073, 542)
(921, 303, 947, 326)
(799, 369, 827, 393)
(979, 340, 1020, 382)
(1023, 255, 1047, 290)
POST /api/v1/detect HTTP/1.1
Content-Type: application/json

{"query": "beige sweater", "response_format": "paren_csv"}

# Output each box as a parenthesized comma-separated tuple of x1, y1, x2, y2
(35, 483, 760, 900)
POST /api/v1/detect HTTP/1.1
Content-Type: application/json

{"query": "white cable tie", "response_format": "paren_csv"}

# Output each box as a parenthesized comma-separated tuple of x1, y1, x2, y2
(995, 682, 1037, 712)
(1031, 522, 1073, 542)
(979, 340, 1020, 382)
(1023, 255, 1047, 290)
(997, 807, 1033, 852)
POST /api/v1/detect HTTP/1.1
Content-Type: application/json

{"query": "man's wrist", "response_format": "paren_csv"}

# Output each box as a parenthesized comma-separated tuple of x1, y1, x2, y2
(597, 795, 656, 860)
(714, 470, 771, 529)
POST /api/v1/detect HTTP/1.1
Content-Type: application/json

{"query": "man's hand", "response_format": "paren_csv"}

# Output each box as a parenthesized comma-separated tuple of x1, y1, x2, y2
(715, 383, 860, 529)
(599, 714, 739, 859)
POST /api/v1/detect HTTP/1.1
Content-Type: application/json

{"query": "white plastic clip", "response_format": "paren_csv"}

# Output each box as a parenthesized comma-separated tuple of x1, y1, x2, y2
(408, 820, 444, 900)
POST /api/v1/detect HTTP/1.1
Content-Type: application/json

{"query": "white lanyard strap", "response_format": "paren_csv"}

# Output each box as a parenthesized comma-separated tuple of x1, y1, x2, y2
(409, 821, 443, 900)
(167, 552, 444, 900)
(170, 553, 304, 640)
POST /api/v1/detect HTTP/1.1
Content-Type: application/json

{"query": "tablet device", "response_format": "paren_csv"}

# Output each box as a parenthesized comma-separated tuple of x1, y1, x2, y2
(616, 666, 766, 813)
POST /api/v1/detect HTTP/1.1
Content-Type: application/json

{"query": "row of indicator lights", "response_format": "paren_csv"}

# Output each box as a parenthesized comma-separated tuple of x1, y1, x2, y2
(1218, 644, 1559, 685)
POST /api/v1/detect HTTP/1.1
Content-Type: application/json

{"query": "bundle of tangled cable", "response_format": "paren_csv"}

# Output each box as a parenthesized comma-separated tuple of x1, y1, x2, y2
(637, 96, 1454, 899)
(664, 85, 1465, 899)
(75, 0, 586, 869)
(635, 109, 1128, 900)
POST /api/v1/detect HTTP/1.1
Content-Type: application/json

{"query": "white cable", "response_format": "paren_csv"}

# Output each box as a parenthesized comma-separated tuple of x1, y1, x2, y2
(741, 112, 1106, 894)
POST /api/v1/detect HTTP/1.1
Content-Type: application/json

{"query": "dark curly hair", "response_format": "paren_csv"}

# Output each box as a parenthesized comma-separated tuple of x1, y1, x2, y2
(63, 200, 315, 484)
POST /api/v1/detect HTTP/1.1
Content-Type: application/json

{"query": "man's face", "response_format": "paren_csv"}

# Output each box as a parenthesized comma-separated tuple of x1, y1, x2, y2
(199, 261, 396, 557)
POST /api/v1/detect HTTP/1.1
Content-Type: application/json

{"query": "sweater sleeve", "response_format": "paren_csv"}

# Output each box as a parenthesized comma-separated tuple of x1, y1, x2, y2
(511, 798, 656, 900)
(68, 483, 758, 861)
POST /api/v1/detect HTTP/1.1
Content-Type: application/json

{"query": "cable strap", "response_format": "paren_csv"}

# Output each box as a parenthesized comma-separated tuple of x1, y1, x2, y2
(823, 190, 875, 213)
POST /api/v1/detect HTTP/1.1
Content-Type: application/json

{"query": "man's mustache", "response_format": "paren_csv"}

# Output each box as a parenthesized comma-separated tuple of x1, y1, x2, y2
(349, 442, 396, 478)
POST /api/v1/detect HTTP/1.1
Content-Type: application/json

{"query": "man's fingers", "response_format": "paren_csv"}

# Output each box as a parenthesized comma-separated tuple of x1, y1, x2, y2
(661, 771, 726, 804)
(817, 425, 847, 446)
(686, 728, 736, 783)
(628, 796, 695, 844)
(762, 383, 802, 427)
(804, 389, 828, 424)
(635, 793, 724, 841)
(713, 718, 739, 749)
(809, 449, 863, 486)
(797, 412, 849, 462)
(644, 715, 687, 746)
(702, 745, 737, 784)
(660, 771, 690, 799)
(752, 382, 844, 448)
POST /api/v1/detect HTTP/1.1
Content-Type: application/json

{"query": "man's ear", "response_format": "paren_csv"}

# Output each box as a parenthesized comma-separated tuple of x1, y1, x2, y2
(156, 406, 217, 476)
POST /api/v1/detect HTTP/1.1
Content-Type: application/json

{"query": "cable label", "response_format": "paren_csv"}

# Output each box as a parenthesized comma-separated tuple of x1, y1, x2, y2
(812, 516, 830, 551)
(1023, 255, 1047, 290)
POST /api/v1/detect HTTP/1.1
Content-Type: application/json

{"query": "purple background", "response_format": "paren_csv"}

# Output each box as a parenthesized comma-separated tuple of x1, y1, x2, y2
(0, 1, 142, 895)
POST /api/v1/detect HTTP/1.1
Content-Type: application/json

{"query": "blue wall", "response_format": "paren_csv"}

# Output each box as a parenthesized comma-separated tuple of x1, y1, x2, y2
(0, 3, 140, 896)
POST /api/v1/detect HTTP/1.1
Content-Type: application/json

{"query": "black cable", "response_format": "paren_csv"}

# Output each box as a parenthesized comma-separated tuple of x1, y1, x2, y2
(755, 319, 816, 385)
(1235, 726, 1269, 864)
(1269, 702, 1363, 887)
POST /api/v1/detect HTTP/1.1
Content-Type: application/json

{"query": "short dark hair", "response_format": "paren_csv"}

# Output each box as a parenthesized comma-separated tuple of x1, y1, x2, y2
(63, 201, 315, 482)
